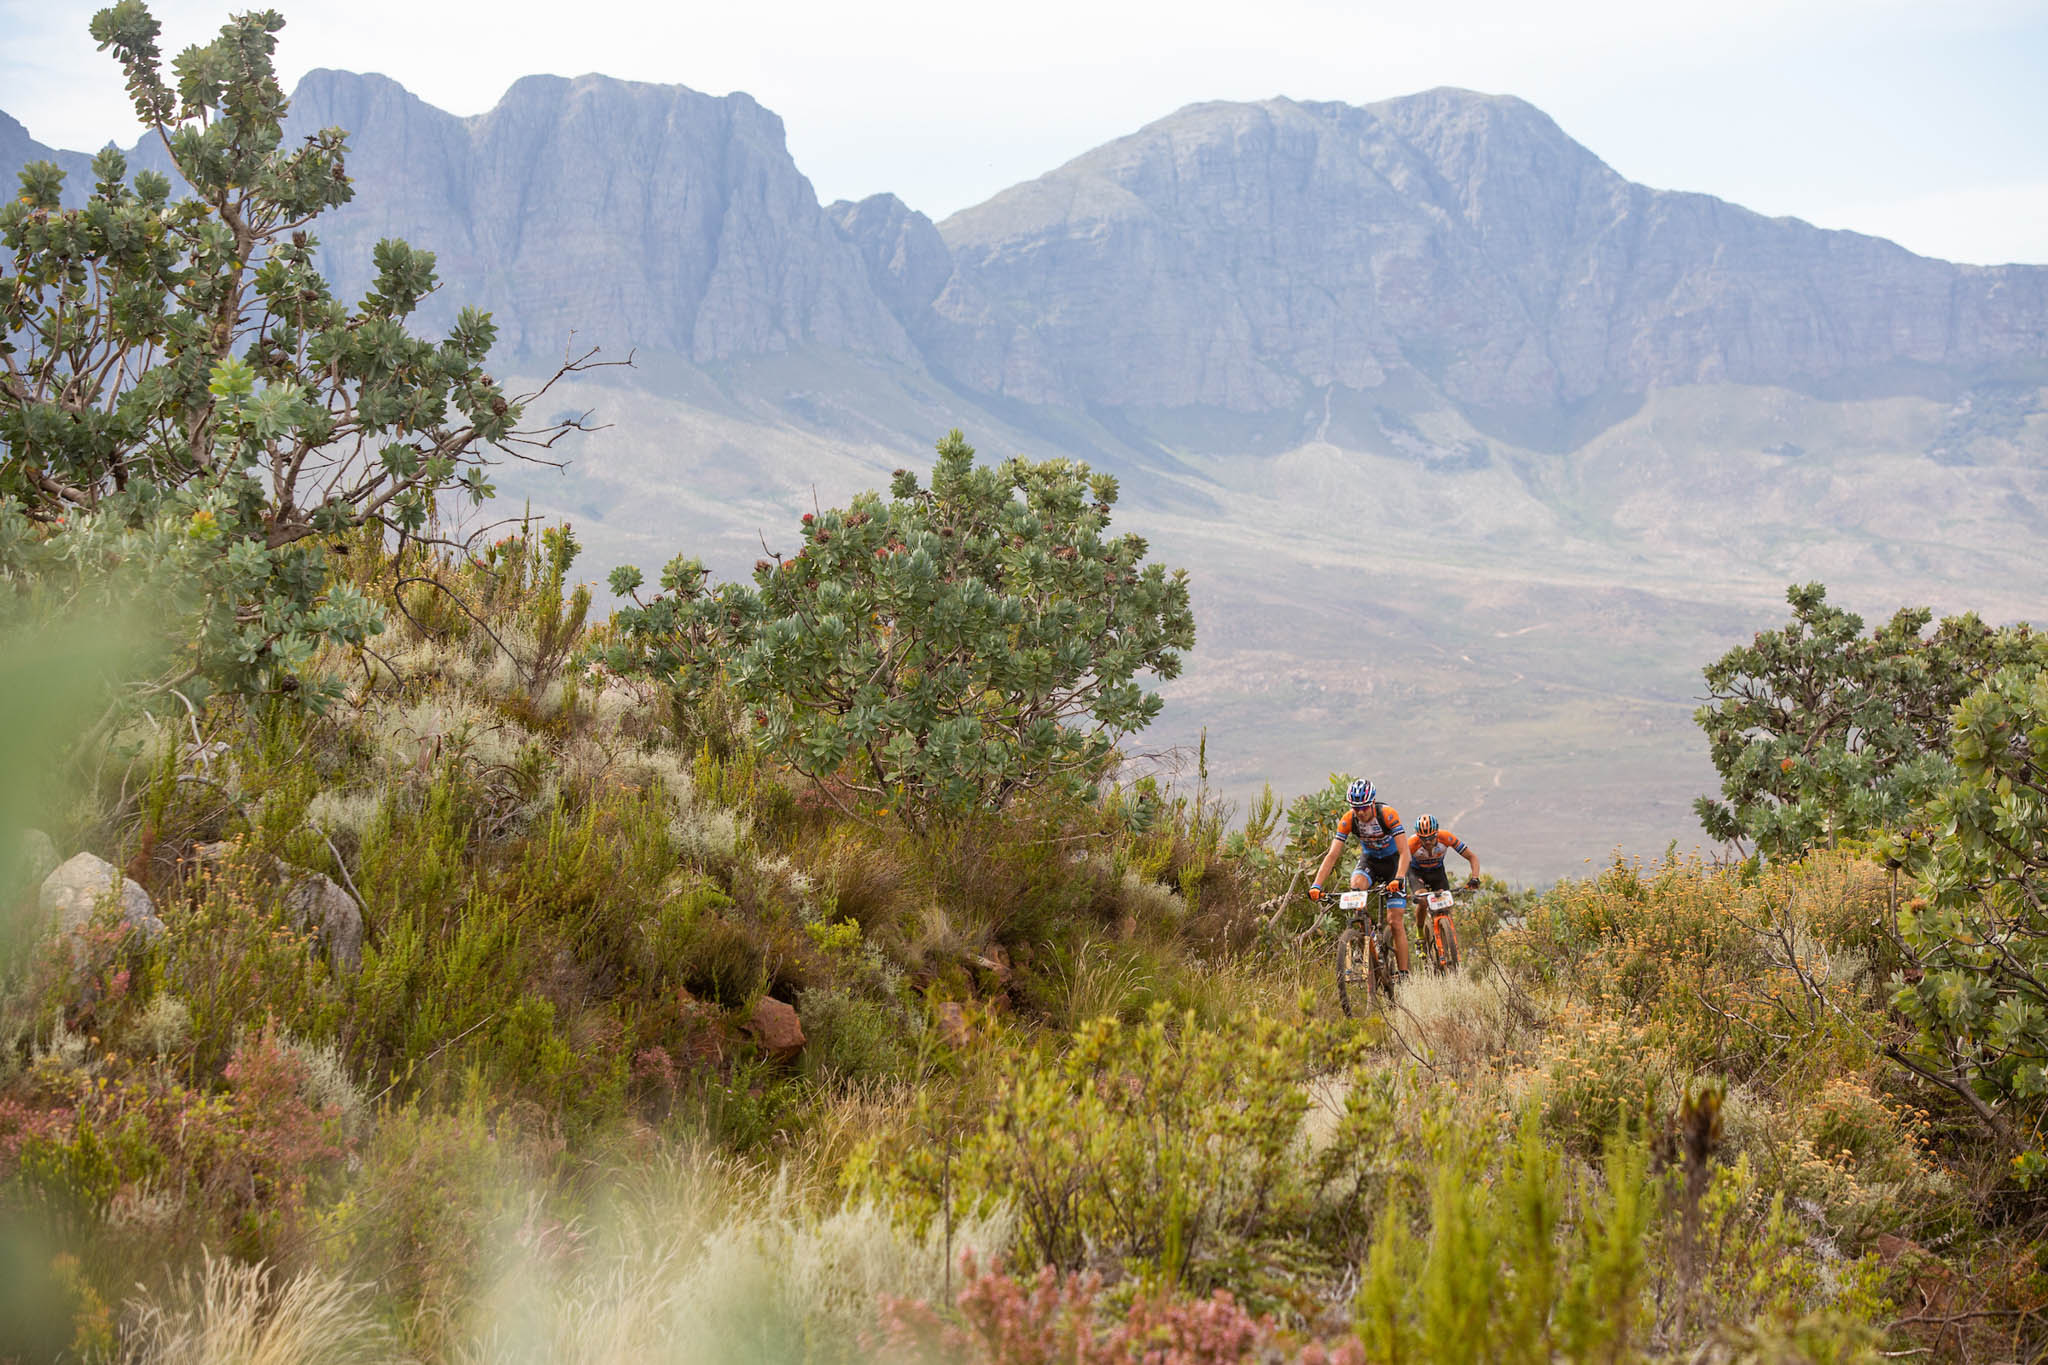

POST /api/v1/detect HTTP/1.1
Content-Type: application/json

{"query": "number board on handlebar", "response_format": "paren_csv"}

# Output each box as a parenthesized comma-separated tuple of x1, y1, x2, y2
(1425, 891, 1455, 912)
(1337, 890, 1372, 911)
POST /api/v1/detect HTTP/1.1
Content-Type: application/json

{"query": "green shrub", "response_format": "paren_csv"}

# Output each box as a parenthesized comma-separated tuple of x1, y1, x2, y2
(318, 1101, 522, 1356)
(852, 1004, 1352, 1289)
(606, 432, 1195, 829)
(800, 986, 913, 1085)
(1888, 661, 2048, 1181)
(161, 868, 344, 1081)
(0, 3, 593, 714)
(1693, 583, 2034, 861)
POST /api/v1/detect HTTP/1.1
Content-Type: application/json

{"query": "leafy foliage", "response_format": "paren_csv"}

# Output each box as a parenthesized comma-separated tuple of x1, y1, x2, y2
(0, 1, 589, 709)
(1693, 582, 2035, 860)
(606, 430, 1194, 826)
(1887, 663, 2048, 1176)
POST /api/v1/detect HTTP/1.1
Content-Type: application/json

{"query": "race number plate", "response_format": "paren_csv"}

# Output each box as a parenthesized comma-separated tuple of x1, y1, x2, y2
(1338, 890, 1371, 911)
(1426, 891, 1454, 912)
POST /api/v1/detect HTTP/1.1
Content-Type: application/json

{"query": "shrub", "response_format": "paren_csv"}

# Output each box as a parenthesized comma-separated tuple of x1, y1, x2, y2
(676, 916, 764, 1010)
(317, 1102, 523, 1357)
(1538, 1009, 1669, 1156)
(1693, 583, 2034, 861)
(1887, 661, 2048, 1180)
(880, 1254, 1357, 1365)
(162, 860, 344, 1080)
(811, 824, 915, 934)
(0, 3, 595, 713)
(606, 432, 1195, 829)
(801, 986, 914, 1085)
(852, 1005, 1350, 1289)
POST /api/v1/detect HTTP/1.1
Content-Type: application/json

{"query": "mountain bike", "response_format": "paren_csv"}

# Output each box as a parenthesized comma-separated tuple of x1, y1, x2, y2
(1416, 885, 1462, 974)
(1329, 885, 1400, 1016)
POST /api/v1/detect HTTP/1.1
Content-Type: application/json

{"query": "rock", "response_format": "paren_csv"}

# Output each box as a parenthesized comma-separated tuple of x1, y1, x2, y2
(8, 828, 58, 896)
(190, 841, 363, 974)
(934, 1000, 970, 1049)
(970, 949, 1012, 989)
(189, 840, 236, 866)
(39, 852, 164, 949)
(745, 995, 805, 1059)
(1875, 1234, 1929, 1265)
(280, 873, 365, 974)
(673, 989, 728, 1067)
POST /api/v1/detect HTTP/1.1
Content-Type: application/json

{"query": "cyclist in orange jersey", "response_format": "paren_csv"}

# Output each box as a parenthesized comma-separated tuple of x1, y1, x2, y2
(1403, 813, 1481, 943)
(1308, 778, 1415, 974)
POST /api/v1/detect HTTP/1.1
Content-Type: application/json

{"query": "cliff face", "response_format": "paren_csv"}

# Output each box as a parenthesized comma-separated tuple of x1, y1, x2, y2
(281, 70, 920, 364)
(930, 90, 2048, 415)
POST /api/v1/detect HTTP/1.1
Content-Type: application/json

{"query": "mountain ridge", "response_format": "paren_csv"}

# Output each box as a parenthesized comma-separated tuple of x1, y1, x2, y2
(920, 89, 2048, 422)
(9, 74, 2044, 431)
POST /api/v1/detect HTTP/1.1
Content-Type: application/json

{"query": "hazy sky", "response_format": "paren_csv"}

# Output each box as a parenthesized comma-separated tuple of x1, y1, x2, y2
(6, 0, 2047, 263)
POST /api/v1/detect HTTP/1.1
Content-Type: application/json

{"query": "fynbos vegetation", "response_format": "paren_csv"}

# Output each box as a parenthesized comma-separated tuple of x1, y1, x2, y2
(1, 6, 2043, 1364)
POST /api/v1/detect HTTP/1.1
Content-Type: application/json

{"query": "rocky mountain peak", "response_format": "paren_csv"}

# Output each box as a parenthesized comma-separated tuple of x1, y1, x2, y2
(927, 87, 2048, 424)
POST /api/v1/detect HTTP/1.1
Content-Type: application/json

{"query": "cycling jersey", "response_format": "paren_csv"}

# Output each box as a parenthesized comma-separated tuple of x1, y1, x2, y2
(1403, 830, 1470, 868)
(1336, 804, 1404, 856)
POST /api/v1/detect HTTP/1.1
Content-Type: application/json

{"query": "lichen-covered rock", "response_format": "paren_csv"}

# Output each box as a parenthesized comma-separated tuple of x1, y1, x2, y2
(39, 852, 163, 947)
(189, 841, 364, 974)
(280, 873, 364, 974)
(745, 995, 805, 1059)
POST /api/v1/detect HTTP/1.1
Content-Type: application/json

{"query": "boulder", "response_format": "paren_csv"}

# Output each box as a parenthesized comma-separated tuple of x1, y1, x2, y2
(934, 1000, 970, 1049)
(280, 873, 364, 974)
(39, 852, 164, 949)
(12, 828, 58, 892)
(745, 995, 805, 1059)
(191, 841, 364, 974)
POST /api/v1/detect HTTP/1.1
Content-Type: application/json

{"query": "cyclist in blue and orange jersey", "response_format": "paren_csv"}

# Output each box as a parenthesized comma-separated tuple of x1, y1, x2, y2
(1402, 813, 1481, 943)
(1308, 779, 1415, 974)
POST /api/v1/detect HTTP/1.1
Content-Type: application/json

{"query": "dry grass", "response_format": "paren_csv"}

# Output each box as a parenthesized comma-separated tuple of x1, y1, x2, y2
(1383, 968, 1529, 1075)
(462, 1147, 1014, 1365)
(123, 1254, 400, 1365)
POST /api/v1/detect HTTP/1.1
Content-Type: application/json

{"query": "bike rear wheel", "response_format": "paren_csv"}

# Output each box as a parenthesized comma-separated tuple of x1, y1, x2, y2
(1335, 924, 1372, 1017)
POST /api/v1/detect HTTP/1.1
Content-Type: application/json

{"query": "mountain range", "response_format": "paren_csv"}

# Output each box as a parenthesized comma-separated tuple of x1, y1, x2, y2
(6, 75, 2045, 881)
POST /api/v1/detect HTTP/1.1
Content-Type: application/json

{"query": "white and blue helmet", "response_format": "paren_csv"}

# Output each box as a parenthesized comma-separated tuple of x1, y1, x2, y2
(1346, 778, 1375, 808)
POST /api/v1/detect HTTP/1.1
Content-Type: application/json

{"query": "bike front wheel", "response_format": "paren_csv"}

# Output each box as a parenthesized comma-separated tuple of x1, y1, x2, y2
(1335, 925, 1372, 1018)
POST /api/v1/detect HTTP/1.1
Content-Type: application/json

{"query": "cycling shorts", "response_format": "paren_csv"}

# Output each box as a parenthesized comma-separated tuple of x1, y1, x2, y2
(1413, 863, 1451, 894)
(1354, 851, 1401, 887)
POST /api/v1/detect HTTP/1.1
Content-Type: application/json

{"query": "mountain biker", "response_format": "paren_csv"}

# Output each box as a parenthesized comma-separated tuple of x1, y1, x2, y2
(1308, 779, 1415, 974)
(1403, 813, 1481, 943)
